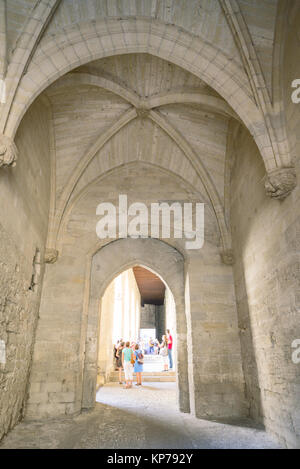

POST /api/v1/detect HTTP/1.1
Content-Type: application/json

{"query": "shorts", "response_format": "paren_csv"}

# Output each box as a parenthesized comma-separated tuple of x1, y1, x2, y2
(124, 361, 133, 381)
(162, 355, 169, 365)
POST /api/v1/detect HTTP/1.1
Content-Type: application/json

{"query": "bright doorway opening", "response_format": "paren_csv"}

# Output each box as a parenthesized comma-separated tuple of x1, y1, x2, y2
(96, 265, 176, 389)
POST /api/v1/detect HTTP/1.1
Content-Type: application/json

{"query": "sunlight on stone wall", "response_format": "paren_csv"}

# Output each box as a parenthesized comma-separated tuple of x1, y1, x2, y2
(165, 287, 177, 371)
(97, 268, 141, 386)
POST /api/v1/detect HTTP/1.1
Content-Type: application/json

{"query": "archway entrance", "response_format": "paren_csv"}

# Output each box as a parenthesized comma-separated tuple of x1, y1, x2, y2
(81, 238, 190, 414)
(96, 265, 177, 391)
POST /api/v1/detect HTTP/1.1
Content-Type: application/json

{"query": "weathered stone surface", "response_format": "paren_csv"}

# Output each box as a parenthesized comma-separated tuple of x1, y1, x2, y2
(44, 249, 58, 264)
(0, 135, 18, 168)
(0, 222, 40, 440)
(220, 249, 235, 265)
(231, 125, 300, 448)
(0, 97, 51, 441)
(0, 382, 282, 449)
(135, 107, 150, 118)
(0, 0, 299, 451)
(265, 167, 297, 200)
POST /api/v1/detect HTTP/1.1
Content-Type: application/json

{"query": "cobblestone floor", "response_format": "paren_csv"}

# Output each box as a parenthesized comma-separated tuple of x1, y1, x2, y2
(0, 382, 282, 449)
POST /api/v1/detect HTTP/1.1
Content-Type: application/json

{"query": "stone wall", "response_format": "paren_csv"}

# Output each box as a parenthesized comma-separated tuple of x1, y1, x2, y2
(164, 287, 177, 370)
(230, 122, 300, 448)
(0, 98, 51, 439)
(24, 159, 246, 422)
(187, 249, 247, 421)
(140, 304, 156, 330)
(97, 268, 141, 386)
(155, 305, 165, 343)
(97, 276, 114, 388)
(230, 4, 300, 448)
(165, 287, 176, 338)
(140, 303, 166, 342)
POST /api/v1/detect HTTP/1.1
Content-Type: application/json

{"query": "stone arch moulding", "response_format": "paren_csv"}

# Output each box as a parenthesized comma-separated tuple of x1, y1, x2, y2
(56, 160, 216, 255)
(80, 237, 190, 414)
(45, 72, 240, 121)
(52, 127, 230, 261)
(2, 17, 295, 198)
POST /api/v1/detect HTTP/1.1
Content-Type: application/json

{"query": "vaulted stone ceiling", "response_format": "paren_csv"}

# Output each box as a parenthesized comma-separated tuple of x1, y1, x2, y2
(4, 0, 279, 100)
(42, 52, 233, 254)
(44, 53, 231, 200)
(2, 0, 295, 208)
(1, 0, 296, 257)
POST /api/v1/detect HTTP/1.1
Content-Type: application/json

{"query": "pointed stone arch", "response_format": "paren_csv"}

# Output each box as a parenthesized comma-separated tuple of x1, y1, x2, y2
(81, 237, 190, 414)
(5, 17, 275, 176)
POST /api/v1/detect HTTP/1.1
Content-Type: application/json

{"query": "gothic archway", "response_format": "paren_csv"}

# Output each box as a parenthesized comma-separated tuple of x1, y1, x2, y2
(81, 237, 190, 414)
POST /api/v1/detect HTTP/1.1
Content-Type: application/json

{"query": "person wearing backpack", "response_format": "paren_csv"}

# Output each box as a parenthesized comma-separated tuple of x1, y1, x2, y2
(159, 335, 169, 371)
(133, 343, 144, 386)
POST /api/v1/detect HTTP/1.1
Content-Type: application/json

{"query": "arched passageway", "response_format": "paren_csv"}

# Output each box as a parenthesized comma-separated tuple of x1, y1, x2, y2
(81, 238, 190, 414)
(96, 265, 177, 387)
(1, 2, 299, 450)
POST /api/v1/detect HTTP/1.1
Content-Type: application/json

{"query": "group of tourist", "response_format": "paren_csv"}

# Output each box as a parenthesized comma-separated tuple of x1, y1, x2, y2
(113, 330, 173, 389)
(145, 337, 163, 355)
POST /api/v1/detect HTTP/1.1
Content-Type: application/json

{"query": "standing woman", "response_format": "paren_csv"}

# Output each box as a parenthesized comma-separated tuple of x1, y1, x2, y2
(122, 341, 134, 389)
(114, 340, 120, 370)
(116, 341, 125, 385)
(159, 335, 169, 371)
(134, 344, 144, 386)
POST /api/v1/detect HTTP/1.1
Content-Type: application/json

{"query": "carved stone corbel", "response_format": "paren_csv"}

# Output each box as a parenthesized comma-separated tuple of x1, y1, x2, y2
(44, 248, 58, 264)
(220, 249, 235, 266)
(264, 167, 296, 200)
(0, 134, 18, 168)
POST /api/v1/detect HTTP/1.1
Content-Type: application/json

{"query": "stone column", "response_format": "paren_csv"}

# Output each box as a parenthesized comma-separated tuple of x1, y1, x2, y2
(175, 298, 190, 413)
(187, 249, 247, 421)
(82, 294, 100, 410)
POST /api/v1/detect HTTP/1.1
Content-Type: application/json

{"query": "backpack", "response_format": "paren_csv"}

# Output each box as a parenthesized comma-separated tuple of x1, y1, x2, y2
(130, 351, 135, 365)
(137, 351, 144, 365)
